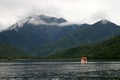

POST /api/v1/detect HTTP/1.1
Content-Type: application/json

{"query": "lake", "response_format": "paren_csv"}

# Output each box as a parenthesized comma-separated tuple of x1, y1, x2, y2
(0, 60, 120, 80)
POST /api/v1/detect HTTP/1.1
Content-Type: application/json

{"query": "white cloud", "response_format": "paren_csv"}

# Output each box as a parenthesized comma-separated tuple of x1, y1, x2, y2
(0, 0, 120, 30)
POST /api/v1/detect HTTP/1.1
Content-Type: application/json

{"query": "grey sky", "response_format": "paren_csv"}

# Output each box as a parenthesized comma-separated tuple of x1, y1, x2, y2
(0, 0, 120, 30)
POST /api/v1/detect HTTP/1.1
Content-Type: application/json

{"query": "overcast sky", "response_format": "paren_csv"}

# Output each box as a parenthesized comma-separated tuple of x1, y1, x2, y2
(0, 0, 120, 30)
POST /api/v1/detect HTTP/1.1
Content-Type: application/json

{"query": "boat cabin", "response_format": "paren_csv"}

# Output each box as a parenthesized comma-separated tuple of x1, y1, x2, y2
(81, 57, 87, 64)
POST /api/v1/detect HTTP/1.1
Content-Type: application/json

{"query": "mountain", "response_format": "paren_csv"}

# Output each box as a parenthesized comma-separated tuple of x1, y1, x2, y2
(31, 24, 90, 56)
(31, 20, 120, 56)
(0, 43, 28, 59)
(0, 15, 78, 50)
(0, 15, 120, 57)
(52, 35, 120, 59)
(56, 19, 120, 46)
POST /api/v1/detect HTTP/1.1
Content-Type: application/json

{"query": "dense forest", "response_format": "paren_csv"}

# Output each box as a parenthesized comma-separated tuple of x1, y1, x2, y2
(1, 35, 120, 60)
(0, 43, 29, 59)
(51, 35, 120, 60)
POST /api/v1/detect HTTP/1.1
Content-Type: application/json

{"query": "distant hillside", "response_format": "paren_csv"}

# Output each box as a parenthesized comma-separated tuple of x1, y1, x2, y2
(52, 35, 120, 59)
(0, 44, 29, 59)
(32, 20, 120, 56)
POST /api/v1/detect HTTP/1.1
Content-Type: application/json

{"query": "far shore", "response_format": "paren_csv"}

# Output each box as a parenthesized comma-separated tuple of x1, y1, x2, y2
(0, 58, 120, 62)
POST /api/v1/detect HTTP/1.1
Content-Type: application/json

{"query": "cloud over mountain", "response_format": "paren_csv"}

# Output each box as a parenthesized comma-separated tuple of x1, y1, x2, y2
(0, 0, 120, 30)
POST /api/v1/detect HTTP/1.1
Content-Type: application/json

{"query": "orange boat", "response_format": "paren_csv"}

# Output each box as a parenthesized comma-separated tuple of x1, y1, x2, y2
(81, 57, 87, 64)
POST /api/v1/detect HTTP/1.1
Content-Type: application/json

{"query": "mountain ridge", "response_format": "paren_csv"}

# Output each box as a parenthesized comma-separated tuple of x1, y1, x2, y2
(3, 15, 68, 32)
(0, 15, 120, 56)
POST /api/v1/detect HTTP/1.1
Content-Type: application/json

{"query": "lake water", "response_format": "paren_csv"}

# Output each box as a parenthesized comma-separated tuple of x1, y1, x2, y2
(0, 60, 120, 80)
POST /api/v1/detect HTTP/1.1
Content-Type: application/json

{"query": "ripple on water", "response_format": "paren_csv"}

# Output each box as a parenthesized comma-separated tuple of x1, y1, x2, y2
(0, 61, 120, 80)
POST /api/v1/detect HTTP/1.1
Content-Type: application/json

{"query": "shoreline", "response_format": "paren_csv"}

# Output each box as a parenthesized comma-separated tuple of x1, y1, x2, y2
(0, 58, 120, 62)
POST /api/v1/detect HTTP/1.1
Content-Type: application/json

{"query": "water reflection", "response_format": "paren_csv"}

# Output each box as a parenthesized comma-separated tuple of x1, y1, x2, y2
(0, 61, 120, 80)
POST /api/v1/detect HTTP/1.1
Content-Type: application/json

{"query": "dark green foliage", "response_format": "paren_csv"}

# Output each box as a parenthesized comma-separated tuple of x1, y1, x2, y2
(52, 35, 120, 59)
(88, 35, 120, 59)
(0, 43, 29, 59)
(51, 46, 91, 58)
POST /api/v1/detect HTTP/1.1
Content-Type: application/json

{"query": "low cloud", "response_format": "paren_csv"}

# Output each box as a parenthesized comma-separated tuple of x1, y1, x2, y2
(0, 0, 120, 30)
(90, 9, 110, 24)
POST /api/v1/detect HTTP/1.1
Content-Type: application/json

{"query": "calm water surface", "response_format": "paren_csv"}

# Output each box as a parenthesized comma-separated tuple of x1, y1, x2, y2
(0, 60, 120, 80)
